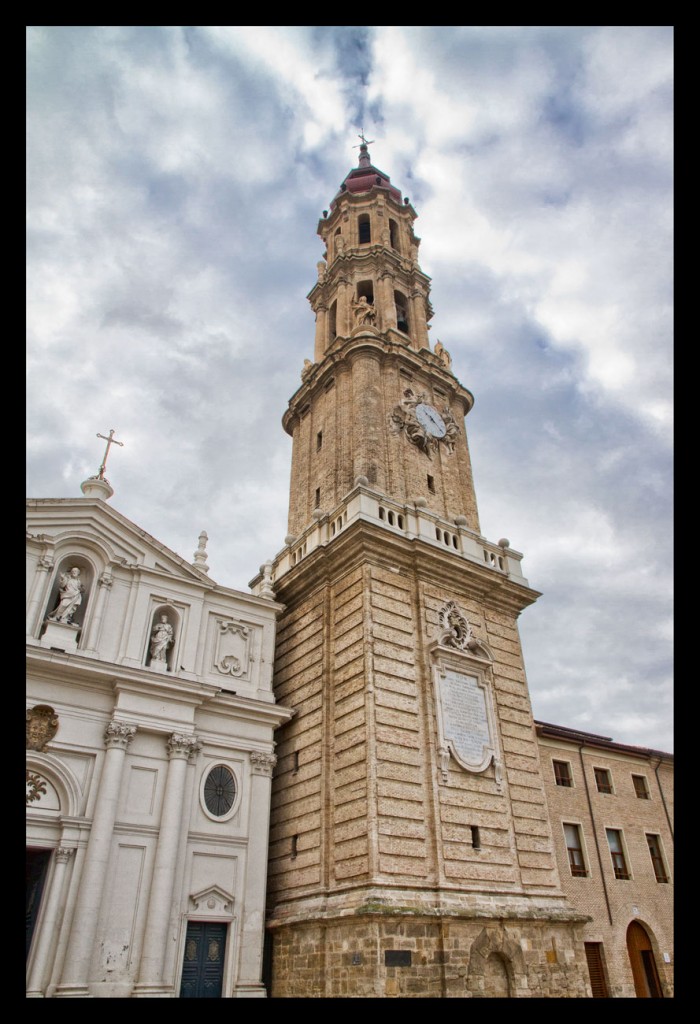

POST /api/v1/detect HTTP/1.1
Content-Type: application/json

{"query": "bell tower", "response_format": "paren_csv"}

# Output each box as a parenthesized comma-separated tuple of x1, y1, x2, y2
(254, 142, 589, 998)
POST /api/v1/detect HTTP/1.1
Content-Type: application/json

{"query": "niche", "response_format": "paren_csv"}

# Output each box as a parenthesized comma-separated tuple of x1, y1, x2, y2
(145, 604, 179, 672)
(43, 556, 95, 639)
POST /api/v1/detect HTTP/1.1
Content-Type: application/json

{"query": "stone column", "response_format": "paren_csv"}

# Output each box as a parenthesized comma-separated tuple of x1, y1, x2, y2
(54, 721, 136, 997)
(235, 751, 277, 996)
(26, 556, 54, 636)
(411, 288, 430, 349)
(82, 571, 113, 653)
(26, 847, 75, 997)
(314, 303, 328, 363)
(133, 733, 201, 997)
(379, 271, 396, 331)
(338, 276, 352, 337)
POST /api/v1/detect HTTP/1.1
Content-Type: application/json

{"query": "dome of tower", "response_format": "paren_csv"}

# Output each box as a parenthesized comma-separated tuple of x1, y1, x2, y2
(330, 142, 403, 209)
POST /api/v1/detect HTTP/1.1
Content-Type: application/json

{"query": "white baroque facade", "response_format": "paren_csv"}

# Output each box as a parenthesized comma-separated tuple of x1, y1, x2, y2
(26, 484, 292, 998)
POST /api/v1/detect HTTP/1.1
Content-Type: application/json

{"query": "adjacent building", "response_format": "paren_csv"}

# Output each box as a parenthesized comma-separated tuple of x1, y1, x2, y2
(536, 721, 673, 997)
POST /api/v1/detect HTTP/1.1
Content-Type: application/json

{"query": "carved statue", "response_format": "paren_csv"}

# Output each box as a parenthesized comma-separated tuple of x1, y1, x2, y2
(301, 358, 315, 381)
(434, 340, 452, 368)
(150, 614, 174, 662)
(48, 567, 85, 624)
(352, 295, 377, 327)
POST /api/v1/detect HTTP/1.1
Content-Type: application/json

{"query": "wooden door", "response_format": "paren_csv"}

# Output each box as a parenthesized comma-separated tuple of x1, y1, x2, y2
(179, 922, 227, 998)
(627, 921, 663, 997)
(584, 942, 609, 998)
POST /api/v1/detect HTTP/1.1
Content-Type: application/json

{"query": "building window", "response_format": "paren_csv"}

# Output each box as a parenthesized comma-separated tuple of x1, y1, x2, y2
(317, 431, 323, 451)
(606, 828, 631, 880)
(291, 834, 299, 860)
(203, 765, 237, 818)
(632, 774, 650, 799)
(358, 214, 371, 244)
(394, 290, 409, 333)
(645, 834, 669, 883)
(563, 823, 587, 877)
(471, 825, 481, 849)
(553, 760, 573, 787)
(594, 767, 613, 794)
(292, 750, 300, 774)
(329, 300, 337, 343)
(314, 487, 321, 508)
(427, 475, 435, 494)
(389, 218, 400, 252)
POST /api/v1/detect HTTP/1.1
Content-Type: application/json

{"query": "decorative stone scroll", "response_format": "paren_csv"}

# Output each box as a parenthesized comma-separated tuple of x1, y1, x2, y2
(214, 619, 251, 679)
(431, 600, 499, 784)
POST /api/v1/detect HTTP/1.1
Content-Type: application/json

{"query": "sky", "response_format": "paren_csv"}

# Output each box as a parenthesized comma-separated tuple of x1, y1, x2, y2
(27, 26, 673, 752)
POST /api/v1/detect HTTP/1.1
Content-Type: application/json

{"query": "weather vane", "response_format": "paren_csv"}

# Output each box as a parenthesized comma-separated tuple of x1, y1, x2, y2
(354, 131, 375, 149)
(95, 428, 124, 480)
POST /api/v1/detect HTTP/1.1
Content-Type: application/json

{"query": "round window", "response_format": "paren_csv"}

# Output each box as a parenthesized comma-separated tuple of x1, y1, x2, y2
(203, 765, 237, 818)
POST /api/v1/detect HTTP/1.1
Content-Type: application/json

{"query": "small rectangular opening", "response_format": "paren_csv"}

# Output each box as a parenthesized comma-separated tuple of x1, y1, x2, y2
(314, 487, 321, 507)
(291, 834, 298, 860)
(427, 475, 435, 494)
(471, 825, 481, 849)
(316, 431, 323, 451)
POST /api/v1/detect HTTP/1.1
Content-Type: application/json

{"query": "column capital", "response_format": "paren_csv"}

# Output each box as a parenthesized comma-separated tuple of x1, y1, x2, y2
(55, 847, 76, 863)
(104, 721, 136, 750)
(167, 733, 201, 760)
(250, 751, 277, 777)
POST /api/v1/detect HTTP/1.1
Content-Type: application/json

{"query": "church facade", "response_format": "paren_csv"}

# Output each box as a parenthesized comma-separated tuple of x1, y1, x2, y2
(26, 476, 292, 998)
(27, 144, 672, 998)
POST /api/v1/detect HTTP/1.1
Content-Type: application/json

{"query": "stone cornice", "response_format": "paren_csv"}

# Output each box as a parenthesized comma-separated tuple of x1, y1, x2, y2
(283, 334, 473, 436)
(272, 518, 540, 618)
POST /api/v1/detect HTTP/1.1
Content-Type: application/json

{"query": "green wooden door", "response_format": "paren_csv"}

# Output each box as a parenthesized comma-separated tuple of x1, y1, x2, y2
(179, 922, 227, 998)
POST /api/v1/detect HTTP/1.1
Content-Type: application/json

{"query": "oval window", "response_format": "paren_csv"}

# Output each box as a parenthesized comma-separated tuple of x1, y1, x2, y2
(203, 765, 237, 817)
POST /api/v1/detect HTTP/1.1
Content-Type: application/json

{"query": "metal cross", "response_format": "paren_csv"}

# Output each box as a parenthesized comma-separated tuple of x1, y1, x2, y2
(354, 132, 375, 149)
(95, 428, 124, 480)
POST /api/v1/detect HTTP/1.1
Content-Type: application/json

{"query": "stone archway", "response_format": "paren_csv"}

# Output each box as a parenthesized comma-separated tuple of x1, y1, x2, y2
(466, 927, 526, 997)
(626, 921, 664, 997)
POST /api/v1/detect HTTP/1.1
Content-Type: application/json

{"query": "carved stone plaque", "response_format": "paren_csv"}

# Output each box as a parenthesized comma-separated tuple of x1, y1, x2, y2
(213, 619, 251, 680)
(441, 670, 492, 770)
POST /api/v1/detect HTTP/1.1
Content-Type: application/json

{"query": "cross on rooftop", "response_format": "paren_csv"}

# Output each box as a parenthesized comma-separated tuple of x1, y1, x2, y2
(95, 428, 124, 480)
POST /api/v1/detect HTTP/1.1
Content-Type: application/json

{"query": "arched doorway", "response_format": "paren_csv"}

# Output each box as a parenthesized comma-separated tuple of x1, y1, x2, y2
(626, 921, 664, 997)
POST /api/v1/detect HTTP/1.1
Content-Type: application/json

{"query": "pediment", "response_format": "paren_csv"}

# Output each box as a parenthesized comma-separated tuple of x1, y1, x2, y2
(27, 498, 211, 584)
(189, 885, 235, 918)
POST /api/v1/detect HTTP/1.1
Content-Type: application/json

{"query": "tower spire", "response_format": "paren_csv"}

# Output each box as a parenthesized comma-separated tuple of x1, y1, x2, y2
(354, 131, 375, 168)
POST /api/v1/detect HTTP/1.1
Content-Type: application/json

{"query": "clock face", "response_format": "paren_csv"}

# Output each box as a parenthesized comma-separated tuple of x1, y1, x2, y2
(415, 403, 447, 438)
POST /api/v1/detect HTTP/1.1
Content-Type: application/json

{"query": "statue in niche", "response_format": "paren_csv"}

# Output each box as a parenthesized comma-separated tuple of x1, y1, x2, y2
(48, 567, 85, 624)
(352, 295, 377, 327)
(150, 614, 174, 663)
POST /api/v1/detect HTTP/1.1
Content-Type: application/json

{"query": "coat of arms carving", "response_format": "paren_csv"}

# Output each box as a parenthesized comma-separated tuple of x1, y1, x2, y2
(26, 704, 59, 751)
(214, 620, 251, 678)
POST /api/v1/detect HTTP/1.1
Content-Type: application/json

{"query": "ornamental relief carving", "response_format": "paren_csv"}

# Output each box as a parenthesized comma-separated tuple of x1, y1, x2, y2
(250, 751, 277, 776)
(388, 388, 460, 458)
(214, 619, 252, 679)
(431, 600, 500, 787)
(26, 704, 59, 751)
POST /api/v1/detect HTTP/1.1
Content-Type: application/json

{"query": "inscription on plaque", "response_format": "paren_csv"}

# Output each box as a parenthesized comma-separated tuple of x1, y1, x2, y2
(441, 670, 491, 769)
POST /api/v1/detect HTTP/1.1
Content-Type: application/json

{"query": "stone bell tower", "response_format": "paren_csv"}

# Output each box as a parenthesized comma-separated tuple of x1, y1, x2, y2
(253, 142, 589, 998)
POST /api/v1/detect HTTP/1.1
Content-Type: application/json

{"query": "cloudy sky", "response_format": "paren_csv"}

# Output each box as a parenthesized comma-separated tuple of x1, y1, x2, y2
(27, 27, 673, 752)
